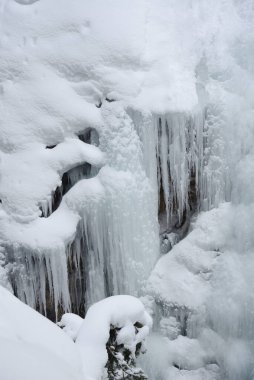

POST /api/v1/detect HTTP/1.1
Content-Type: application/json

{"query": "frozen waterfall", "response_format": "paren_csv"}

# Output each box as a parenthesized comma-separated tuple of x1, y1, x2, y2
(1, 0, 254, 379)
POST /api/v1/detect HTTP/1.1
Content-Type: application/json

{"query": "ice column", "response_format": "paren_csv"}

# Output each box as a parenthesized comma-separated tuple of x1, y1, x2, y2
(77, 102, 160, 308)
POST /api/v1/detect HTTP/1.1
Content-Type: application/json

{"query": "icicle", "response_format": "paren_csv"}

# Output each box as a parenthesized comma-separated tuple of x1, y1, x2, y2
(40, 195, 53, 217)
(131, 107, 228, 229)
(159, 116, 171, 223)
(131, 110, 205, 228)
(5, 244, 70, 320)
(200, 103, 230, 210)
(127, 109, 159, 205)
(69, 102, 160, 309)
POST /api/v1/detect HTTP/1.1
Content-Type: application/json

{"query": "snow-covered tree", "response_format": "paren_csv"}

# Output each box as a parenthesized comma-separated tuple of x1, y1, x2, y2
(59, 295, 152, 380)
(105, 322, 147, 380)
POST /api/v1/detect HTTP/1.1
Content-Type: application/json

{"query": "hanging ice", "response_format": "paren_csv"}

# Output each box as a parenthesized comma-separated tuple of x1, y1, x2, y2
(70, 102, 159, 308)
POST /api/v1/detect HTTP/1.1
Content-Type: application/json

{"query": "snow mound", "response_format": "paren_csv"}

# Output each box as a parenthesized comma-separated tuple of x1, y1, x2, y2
(75, 295, 152, 380)
(147, 204, 231, 311)
(57, 312, 83, 341)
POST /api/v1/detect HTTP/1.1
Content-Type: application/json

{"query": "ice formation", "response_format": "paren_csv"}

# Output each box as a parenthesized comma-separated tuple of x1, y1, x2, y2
(1, 0, 254, 379)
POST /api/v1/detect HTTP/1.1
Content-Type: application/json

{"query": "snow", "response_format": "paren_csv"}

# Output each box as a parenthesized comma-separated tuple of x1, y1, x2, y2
(146, 200, 254, 378)
(165, 366, 220, 380)
(0, 101, 160, 312)
(146, 205, 229, 311)
(76, 295, 152, 380)
(0, 289, 151, 380)
(57, 312, 83, 341)
(0, 0, 248, 289)
(0, 286, 83, 380)
(1, 0, 254, 378)
(0, 138, 104, 221)
(1, 0, 164, 310)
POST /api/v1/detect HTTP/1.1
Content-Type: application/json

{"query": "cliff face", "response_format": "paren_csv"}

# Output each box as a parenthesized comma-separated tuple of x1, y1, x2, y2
(1, 0, 254, 379)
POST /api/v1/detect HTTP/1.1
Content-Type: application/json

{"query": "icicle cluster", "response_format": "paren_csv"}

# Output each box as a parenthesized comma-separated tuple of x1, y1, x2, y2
(69, 103, 160, 309)
(1, 99, 231, 318)
(131, 107, 229, 229)
(4, 244, 70, 319)
(1, 102, 159, 316)
(201, 102, 230, 210)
